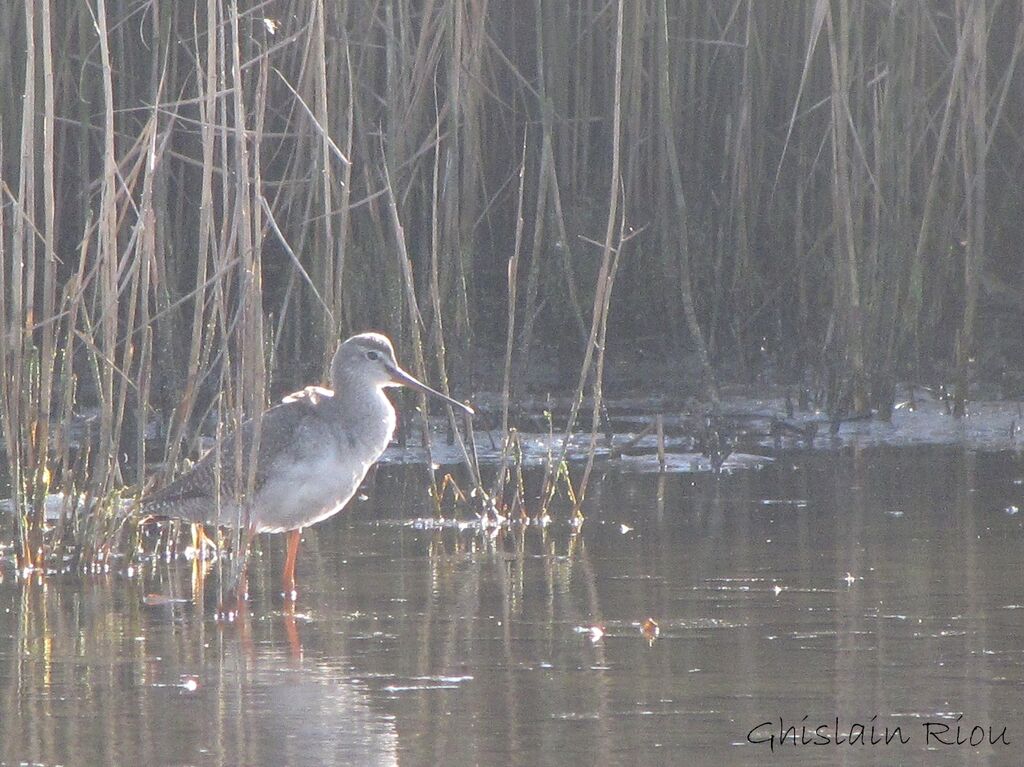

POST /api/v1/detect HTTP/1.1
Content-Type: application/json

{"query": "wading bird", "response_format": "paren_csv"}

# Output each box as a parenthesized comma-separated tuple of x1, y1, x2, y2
(141, 332, 472, 612)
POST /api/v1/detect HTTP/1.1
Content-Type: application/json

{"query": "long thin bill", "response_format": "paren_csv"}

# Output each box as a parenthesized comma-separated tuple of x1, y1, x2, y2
(387, 364, 474, 415)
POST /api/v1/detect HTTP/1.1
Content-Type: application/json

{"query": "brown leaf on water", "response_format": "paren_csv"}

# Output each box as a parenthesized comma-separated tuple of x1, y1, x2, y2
(641, 617, 659, 643)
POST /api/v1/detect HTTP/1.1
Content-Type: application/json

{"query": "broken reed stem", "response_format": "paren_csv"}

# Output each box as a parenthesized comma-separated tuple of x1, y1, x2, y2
(577, 186, 626, 509)
(502, 132, 528, 439)
(493, 133, 529, 507)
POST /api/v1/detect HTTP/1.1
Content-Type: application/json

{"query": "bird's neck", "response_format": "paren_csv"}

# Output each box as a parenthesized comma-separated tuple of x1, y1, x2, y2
(333, 377, 397, 449)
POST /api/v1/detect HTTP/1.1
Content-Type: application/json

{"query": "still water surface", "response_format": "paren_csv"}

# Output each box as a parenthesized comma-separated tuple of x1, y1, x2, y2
(2, 446, 1024, 766)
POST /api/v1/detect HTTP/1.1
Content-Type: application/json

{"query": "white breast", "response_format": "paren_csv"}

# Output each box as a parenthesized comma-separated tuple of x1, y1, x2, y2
(252, 393, 396, 533)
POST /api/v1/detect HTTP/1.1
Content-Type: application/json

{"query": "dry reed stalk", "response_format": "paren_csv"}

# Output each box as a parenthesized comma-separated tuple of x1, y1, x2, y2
(37, 0, 58, 519)
(224, 0, 268, 580)
(512, 0, 554, 399)
(824, 0, 867, 412)
(656, 0, 717, 402)
(161, 0, 222, 477)
(493, 133, 528, 507)
(382, 154, 439, 499)
(953, 0, 988, 417)
(5, 0, 39, 570)
(94, 0, 119, 499)
(545, 0, 626, 515)
(335, 42, 355, 334)
(312, 0, 336, 363)
(426, 94, 484, 499)
(577, 0, 658, 508)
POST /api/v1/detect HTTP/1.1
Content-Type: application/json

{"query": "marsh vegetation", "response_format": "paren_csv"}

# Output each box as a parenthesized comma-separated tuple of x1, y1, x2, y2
(2, 1, 1023, 568)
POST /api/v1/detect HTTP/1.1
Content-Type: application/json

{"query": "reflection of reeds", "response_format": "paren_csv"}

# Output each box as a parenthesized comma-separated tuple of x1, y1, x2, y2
(2, 2, 1022, 558)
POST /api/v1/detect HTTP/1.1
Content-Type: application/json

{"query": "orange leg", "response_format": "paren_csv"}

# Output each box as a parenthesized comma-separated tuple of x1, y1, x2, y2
(283, 600, 302, 660)
(283, 528, 301, 600)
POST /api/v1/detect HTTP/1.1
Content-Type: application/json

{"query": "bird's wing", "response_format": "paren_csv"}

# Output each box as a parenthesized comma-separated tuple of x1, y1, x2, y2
(141, 399, 314, 512)
(281, 385, 334, 405)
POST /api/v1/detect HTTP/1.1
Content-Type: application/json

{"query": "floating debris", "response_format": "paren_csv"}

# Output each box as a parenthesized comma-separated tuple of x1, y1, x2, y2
(641, 618, 660, 643)
(615, 451, 773, 474)
(574, 625, 605, 643)
(382, 675, 474, 693)
(759, 499, 808, 508)
(142, 594, 190, 607)
(0, 493, 134, 522)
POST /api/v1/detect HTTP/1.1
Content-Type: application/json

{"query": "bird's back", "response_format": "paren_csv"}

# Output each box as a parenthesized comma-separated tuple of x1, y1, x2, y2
(141, 384, 396, 533)
(141, 399, 304, 525)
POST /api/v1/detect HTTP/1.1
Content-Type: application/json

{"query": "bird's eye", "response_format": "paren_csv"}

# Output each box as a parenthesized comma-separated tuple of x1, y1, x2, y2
(366, 350, 381, 361)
